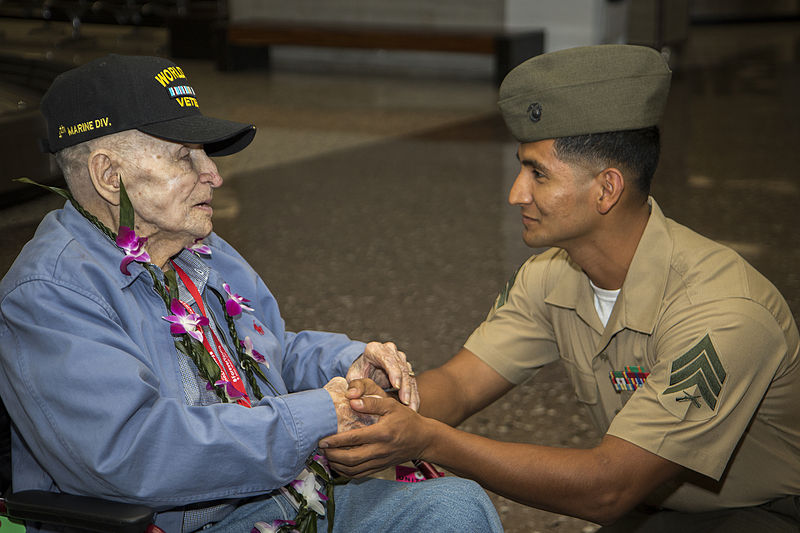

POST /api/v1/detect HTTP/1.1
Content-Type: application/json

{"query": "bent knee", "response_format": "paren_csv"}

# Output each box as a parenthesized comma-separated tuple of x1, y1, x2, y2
(411, 477, 501, 530)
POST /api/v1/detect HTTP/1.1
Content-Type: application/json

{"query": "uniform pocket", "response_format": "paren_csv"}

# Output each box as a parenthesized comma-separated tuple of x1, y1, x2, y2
(561, 359, 598, 405)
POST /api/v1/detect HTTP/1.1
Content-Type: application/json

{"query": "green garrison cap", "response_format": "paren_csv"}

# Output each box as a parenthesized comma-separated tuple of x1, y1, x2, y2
(498, 44, 671, 143)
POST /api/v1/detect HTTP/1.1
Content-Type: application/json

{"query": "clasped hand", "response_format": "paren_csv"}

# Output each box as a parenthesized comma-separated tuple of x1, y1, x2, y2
(320, 379, 431, 478)
(324, 341, 417, 433)
(346, 341, 419, 411)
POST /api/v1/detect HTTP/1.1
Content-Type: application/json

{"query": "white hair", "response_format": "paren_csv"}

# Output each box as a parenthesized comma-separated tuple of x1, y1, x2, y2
(54, 130, 145, 196)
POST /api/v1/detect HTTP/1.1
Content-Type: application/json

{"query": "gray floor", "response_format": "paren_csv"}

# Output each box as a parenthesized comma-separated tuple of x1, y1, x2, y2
(1, 17, 799, 533)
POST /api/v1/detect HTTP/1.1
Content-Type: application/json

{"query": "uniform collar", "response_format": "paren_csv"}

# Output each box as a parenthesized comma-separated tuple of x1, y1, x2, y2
(543, 253, 604, 333)
(544, 197, 673, 337)
(614, 198, 672, 335)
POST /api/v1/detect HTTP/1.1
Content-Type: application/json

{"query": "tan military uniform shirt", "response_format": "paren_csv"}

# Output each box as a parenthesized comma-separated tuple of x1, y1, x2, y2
(465, 199, 800, 512)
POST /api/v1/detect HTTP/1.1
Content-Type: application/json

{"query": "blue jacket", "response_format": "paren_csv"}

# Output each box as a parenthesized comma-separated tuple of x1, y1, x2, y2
(0, 202, 364, 531)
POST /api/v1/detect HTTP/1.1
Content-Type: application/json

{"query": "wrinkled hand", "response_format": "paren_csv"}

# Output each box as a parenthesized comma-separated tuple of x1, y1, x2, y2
(346, 341, 419, 411)
(324, 377, 380, 434)
(319, 378, 430, 478)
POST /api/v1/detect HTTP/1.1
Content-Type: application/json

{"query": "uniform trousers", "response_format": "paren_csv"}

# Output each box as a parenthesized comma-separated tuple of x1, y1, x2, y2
(598, 496, 800, 533)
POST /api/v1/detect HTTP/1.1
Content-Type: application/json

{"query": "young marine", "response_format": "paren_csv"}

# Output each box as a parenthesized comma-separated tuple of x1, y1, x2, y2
(321, 45, 800, 532)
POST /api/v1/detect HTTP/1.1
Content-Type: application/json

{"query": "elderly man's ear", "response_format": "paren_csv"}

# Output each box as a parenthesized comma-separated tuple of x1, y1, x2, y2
(87, 149, 122, 206)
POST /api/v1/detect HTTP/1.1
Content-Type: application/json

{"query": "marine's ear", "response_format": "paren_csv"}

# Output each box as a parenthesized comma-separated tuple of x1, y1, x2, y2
(595, 167, 624, 215)
(87, 149, 121, 206)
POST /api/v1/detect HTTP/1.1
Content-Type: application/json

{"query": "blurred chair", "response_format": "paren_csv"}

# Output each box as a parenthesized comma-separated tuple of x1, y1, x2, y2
(0, 398, 163, 533)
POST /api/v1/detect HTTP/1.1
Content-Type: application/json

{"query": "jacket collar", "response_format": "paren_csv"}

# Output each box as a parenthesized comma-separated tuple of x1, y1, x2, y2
(59, 201, 162, 290)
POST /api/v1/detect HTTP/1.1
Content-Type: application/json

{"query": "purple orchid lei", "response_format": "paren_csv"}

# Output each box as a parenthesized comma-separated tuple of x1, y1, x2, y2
(162, 236, 336, 532)
(241, 336, 268, 366)
(275, 453, 336, 533)
(252, 520, 298, 533)
(223, 282, 254, 316)
(282, 463, 329, 515)
(16, 176, 337, 533)
(207, 379, 247, 402)
(116, 226, 151, 275)
(162, 299, 208, 341)
(186, 239, 212, 256)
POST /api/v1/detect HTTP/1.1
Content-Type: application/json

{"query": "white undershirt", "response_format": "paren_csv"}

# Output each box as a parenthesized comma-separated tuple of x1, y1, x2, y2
(589, 280, 621, 327)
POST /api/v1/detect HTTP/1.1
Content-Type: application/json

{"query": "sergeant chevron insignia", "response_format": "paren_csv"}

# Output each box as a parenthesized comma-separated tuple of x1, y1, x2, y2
(493, 263, 522, 311)
(658, 333, 727, 420)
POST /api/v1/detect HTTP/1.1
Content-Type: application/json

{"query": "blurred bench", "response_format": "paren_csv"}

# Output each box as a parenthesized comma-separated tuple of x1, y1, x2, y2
(0, 0, 173, 29)
(214, 22, 544, 84)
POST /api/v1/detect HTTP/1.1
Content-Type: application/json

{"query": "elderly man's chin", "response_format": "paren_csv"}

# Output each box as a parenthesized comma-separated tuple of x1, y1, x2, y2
(197, 219, 214, 241)
(184, 211, 215, 243)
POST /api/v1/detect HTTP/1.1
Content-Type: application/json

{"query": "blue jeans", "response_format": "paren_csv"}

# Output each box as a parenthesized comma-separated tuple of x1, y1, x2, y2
(202, 477, 503, 532)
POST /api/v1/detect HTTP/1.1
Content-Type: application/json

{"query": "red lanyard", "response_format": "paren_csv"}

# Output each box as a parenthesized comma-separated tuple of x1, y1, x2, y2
(171, 261, 251, 407)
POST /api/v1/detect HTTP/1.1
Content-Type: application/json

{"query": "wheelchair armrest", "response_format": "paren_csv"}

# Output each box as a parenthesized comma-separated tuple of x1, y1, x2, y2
(4, 490, 157, 533)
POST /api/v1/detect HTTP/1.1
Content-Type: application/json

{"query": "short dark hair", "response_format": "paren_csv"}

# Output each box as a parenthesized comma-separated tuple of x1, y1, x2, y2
(552, 126, 660, 196)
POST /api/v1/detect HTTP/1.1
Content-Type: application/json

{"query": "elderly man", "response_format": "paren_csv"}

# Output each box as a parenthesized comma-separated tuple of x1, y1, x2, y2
(0, 55, 502, 532)
(321, 45, 800, 532)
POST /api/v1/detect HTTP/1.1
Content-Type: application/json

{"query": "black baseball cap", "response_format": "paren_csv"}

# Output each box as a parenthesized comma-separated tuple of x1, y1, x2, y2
(39, 54, 256, 156)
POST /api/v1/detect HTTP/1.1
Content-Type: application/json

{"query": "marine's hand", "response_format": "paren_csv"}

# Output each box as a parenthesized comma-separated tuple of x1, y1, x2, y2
(319, 378, 431, 477)
(346, 341, 419, 411)
(324, 377, 379, 434)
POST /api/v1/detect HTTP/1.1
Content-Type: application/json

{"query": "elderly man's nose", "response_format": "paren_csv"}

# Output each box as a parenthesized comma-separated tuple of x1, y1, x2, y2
(195, 151, 223, 187)
(204, 168, 223, 188)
